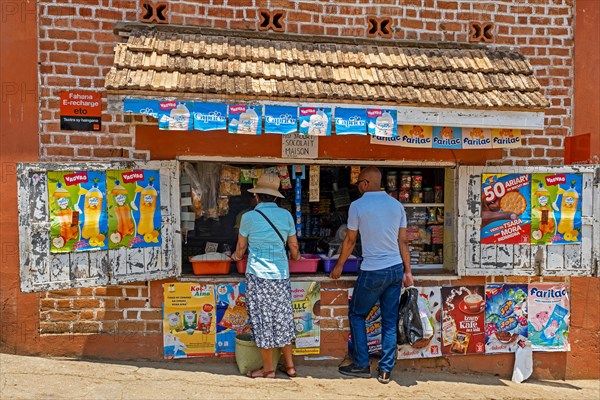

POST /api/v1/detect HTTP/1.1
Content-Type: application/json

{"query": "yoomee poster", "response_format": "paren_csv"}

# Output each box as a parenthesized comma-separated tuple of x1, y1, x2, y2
(215, 283, 250, 355)
(531, 173, 582, 244)
(441, 286, 486, 355)
(481, 174, 531, 244)
(163, 283, 216, 358)
(348, 288, 383, 358)
(48, 171, 108, 253)
(528, 283, 570, 352)
(485, 284, 528, 353)
(397, 287, 443, 359)
(106, 170, 161, 249)
(291, 282, 320, 355)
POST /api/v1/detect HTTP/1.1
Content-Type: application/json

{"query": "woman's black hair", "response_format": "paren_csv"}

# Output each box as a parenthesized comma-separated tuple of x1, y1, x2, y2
(256, 193, 277, 203)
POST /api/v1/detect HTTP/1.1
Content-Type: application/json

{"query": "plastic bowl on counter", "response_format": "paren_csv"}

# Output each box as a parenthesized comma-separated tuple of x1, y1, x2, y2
(236, 254, 320, 274)
(189, 253, 232, 275)
(320, 255, 362, 273)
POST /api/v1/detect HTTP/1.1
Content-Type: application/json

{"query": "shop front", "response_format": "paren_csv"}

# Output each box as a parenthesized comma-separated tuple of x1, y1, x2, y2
(16, 25, 600, 377)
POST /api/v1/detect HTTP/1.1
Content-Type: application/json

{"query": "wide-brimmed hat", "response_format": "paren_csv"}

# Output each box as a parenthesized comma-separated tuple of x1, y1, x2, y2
(248, 173, 284, 198)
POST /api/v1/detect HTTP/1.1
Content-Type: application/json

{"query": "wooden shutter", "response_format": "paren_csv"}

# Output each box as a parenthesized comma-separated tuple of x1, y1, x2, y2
(457, 165, 598, 277)
(17, 161, 181, 292)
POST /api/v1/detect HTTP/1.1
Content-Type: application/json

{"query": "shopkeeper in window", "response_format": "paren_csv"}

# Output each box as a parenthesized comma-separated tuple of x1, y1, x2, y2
(330, 166, 413, 384)
(231, 173, 301, 379)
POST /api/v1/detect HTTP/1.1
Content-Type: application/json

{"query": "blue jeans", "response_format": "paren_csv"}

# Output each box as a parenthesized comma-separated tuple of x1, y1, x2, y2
(349, 263, 403, 373)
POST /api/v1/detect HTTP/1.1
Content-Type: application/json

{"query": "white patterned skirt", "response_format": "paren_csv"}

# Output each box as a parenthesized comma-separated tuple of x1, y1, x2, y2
(245, 273, 296, 349)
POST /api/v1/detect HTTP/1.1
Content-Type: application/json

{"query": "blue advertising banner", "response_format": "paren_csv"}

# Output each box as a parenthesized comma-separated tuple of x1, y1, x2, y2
(228, 104, 262, 135)
(432, 126, 462, 149)
(299, 107, 332, 136)
(123, 98, 160, 119)
(193, 102, 227, 132)
(264, 105, 298, 134)
(367, 109, 397, 137)
(157, 101, 194, 130)
(334, 108, 367, 135)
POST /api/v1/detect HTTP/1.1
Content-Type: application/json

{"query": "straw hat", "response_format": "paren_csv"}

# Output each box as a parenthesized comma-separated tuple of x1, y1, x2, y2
(248, 173, 284, 198)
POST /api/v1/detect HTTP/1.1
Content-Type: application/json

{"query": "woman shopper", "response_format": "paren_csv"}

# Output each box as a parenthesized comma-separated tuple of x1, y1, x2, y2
(231, 173, 301, 379)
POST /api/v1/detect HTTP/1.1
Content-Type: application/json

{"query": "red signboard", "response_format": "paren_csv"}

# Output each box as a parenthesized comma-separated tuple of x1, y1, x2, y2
(60, 91, 102, 131)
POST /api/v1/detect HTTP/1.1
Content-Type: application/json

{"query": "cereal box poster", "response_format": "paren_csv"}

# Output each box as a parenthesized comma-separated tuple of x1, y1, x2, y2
(348, 288, 383, 359)
(47, 171, 108, 253)
(106, 170, 161, 249)
(397, 287, 443, 359)
(291, 282, 321, 355)
(441, 286, 486, 355)
(485, 284, 528, 354)
(531, 173, 582, 245)
(528, 283, 570, 352)
(163, 283, 216, 358)
(215, 283, 250, 356)
(481, 174, 531, 244)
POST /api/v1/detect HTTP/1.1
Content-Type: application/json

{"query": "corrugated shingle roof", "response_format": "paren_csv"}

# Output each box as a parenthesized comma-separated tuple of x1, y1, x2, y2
(105, 28, 549, 110)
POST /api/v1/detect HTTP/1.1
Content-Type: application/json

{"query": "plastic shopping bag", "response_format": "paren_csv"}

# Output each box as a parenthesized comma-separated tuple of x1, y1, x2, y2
(416, 294, 434, 340)
(512, 340, 533, 383)
(397, 287, 424, 345)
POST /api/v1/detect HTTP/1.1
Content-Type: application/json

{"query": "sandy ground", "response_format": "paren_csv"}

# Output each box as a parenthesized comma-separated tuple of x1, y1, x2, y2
(1, 353, 599, 400)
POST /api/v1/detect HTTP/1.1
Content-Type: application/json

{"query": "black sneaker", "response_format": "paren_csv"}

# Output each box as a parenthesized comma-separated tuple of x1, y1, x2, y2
(338, 364, 371, 378)
(377, 368, 391, 384)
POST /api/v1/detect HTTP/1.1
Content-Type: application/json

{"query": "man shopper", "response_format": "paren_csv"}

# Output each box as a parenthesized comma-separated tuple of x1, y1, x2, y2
(330, 166, 413, 384)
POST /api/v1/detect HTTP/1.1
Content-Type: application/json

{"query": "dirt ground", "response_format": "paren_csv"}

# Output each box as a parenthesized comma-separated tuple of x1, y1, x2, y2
(1, 353, 599, 400)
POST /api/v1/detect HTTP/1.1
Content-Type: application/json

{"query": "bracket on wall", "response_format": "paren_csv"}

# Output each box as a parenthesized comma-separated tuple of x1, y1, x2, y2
(367, 16, 393, 38)
(140, 0, 168, 24)
(469, 22, 494, 43)
(258, 9, 286, 32)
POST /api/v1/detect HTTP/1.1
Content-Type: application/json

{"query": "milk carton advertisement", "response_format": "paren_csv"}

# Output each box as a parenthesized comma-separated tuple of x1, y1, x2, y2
(432, 127, 462, 149)
(367, 109, 397, 137)
(334, 108, 367, 135)
(492, 129, 521, 148)
(299, 107, 331, 136)
(462, 127, 492, 149)
(158, 101, 193, 130)
(264, 105, 298, 134)
(193, 102, 227, 132)
(400, 125, 433, 148)
(228, 104, 262, 135)
(528, 283, 570, 352)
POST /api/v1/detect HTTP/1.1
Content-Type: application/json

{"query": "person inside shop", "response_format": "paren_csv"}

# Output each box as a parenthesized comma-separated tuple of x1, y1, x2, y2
(329, 166, 413, 384)
(231, 173, 301, 379)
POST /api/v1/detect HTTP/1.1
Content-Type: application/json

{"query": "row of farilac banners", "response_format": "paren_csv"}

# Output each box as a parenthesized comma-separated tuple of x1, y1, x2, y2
(124, 99, 522, 149)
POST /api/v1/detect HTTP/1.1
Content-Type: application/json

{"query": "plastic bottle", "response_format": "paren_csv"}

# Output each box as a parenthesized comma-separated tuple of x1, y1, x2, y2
(169, 102, 190, 130)
(239, 106, 259, 134)
(53, 183, 78, 241)
(111, 180, 135, 238)
(81, 182, 103, 240)
(375, 111, 394, 137)
(557, 181, 579, 234)
(137, 180, 158, 236)
(309, 108, 328, 136)
(533, 183, 556, 237)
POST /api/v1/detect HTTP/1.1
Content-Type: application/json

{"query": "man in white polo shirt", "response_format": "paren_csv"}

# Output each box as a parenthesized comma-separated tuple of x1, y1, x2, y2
(330, 166, 413, 384)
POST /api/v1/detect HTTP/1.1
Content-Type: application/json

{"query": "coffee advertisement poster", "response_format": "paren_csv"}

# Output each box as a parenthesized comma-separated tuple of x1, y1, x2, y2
(528, 283, 570, 352)
(481, 173, 531, 244)
(485, 284, 528, 354)
(397, 287, 443, 359)
(441, 286, 486, 355)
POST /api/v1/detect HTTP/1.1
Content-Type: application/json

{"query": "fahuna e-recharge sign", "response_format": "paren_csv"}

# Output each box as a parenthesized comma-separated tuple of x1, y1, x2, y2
(60, 91, 102, 131)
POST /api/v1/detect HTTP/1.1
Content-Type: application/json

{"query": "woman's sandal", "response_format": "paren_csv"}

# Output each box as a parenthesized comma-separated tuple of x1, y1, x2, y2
(278, 364, 297, 378)
(246, 369, 275, 379)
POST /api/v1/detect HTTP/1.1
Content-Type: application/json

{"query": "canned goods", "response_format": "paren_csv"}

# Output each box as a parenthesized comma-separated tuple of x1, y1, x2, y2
(411, 171, 422, 190)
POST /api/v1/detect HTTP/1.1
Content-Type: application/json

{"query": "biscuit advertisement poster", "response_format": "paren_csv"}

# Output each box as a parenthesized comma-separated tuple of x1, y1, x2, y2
(485, 284, 528, 354)
(528, 283, 570, 352)
(441, 286, 486, 355)
(215, 283, 250, 355)
(531, 173, 582, 245)
(481, 174, 531, 244)
(397, 287, 443, 359)
(348, 288, 383, 358)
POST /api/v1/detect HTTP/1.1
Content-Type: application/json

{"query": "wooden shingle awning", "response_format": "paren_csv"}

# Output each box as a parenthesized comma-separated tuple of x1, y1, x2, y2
(105, 25, 549, 111)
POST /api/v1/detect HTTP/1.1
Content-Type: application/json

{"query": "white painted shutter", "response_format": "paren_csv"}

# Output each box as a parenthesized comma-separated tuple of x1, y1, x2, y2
(17, 161, 181, 292)
(457, 165, 598, 277)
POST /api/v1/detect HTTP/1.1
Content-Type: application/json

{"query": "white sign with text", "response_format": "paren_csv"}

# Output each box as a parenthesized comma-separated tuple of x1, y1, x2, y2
(282, 133, 318, 158)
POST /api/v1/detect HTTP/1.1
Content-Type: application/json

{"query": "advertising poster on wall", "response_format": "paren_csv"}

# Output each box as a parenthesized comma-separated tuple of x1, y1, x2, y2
(264, 105, 298, 134)
(163, 283, 216, 358)
(215, 283, 250, 355)
(484, 284, 528, 354)
(47, 171, 108, 253)
(299, 107, 331, 136)
(491, 129, 521, 148)
(291, 282, 321, 355)
(528, 283, 570, 352)
(367, 109, 397, 137)
(432, 127, 462, 149)
(397, 287, 443, 359)
(334, 108, 367, 135)
(348, 288, 383, 358)
(106, 170, 162, 249)
(192, 102, 227, 132)
(157, 101, 194, 130)
(481, 173, 531, 244)
(400, 125, 433, 148)
(441, 286, 486, 355)
(228, 104, 262, 135)
(531, 173, 582, 244)
(462, 127, 492, 149)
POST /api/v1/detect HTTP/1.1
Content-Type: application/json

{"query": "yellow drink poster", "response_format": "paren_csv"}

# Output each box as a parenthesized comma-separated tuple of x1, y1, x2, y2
(163, 283, 216, 358)
(47, 171, 108, 253)
(106, 170, 161, 249)
(291, 282, 320, 355)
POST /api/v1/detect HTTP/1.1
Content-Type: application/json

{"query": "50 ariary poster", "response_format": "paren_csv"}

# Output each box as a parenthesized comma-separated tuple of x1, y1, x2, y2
(397, 287, 443, 359)
(528, 283, 570, 352)
(106, 170, 162, 249)
(481, 174, 531, 244)
(485, 284, 528, 354)
(48, 171, 108, 253)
